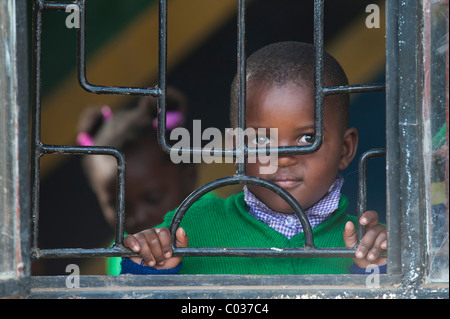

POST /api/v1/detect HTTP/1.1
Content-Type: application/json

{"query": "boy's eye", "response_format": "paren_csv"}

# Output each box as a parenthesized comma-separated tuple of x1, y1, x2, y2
(249, 135, 271, 147)
(297, 134, 315, 146)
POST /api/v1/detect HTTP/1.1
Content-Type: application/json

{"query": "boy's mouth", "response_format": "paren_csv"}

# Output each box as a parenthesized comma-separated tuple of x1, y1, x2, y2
(271, 175, 303, 189)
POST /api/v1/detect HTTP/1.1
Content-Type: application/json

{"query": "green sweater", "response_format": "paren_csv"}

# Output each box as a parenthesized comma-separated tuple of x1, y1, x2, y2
(152, 192, 357, 275)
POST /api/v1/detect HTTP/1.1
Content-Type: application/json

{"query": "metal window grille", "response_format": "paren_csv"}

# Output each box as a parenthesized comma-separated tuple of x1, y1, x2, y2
(30, 0, 387, 261)
(0, 0, 445, 298)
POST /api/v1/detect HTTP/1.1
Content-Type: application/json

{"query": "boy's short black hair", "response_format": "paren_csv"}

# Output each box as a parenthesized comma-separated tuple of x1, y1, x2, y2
(230, 41, 350, 128)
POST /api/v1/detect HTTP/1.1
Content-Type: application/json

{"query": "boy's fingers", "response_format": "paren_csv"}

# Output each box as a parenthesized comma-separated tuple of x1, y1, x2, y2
(123, 235, 140, 252)
(343, 221, 357, 248)
(360, 210, 379, 227)
(366, 230, 388, 261)
(134, 232, 156, 266)
(144, 230, 166, 266)
(356, 225, 385, 259)
(175, 227, 189, 248)
(155, 228, 173, 259)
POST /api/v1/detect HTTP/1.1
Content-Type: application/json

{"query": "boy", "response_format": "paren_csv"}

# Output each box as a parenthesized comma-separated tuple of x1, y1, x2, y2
(120, 42, 387, 275)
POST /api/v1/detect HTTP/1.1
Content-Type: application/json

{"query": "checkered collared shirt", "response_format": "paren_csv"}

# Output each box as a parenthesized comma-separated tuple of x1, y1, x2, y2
(244, 175, 344, 239)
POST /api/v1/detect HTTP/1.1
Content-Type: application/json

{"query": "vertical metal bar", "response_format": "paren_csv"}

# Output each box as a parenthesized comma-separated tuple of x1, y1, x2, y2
(357, 149, 386, 242)
(385, 0, 401, 276)
(114, 155, 126, 246)
(312, 0, 325, 153)
(77, 0, 88, 92)
(111, 151, 127, 246)
(236, 0, 247, 175)
(157, 0, 167, 152)
(31, 0, 43, 252)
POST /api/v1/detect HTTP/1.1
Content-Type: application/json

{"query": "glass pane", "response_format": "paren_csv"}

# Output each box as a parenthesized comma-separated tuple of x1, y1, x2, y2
(424, 0, 449, 283)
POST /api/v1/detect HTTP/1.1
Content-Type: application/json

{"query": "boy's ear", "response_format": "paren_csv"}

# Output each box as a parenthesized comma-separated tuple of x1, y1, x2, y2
(338, 127, 358, 171)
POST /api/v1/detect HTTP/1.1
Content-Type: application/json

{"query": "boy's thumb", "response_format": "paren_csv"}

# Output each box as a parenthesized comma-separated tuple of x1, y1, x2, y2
(175, 227, 189, 248)
(343, 221, 357, 248)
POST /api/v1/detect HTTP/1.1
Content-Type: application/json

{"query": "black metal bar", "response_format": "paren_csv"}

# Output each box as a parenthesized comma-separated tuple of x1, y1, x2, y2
(31, 246, 136, 260)
(40, 0, 78, 11)
(156, 0, 168, 151)
(75, 0, 161, 97)
(236, 0, 247, 175)
(357, 148, 386, 242)
(173, 247, 359, 258)
(31, 0, 43, 252)
(169, 175, 315, 253)
(385, 0, 402, 277)
(310, 0, 326, 156)
(30, 246, 360, 259)
(324, 83, 385, 95)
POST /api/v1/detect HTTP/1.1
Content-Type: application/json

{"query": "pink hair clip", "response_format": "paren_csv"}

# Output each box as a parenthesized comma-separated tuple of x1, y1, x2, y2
(76, 105, 113, 146)
(76, 132, 94, 146)
(101, 105, 113, 121)
(152, 110, 184, 131)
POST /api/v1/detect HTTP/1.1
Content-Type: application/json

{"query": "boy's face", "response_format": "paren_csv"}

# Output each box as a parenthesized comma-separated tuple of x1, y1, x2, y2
(245, 82, 357, 213)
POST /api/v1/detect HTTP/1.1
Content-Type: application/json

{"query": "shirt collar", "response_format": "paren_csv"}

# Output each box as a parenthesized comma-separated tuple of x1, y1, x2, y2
(243, 175, 344, 237)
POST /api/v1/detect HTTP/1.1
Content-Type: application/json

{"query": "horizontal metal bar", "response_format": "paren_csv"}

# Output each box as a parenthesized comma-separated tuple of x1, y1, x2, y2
(173, 247, 361, 258)
(40, 1, 79, 11)
(78, 80, 162, 97)
(31, 246, 136, 260)
(323, 83, 386, 95)
(40, 144, 124, 157)
(31, 246, 386, 260)
(159, 141, 327, 158)
(40, 142, 329, 158)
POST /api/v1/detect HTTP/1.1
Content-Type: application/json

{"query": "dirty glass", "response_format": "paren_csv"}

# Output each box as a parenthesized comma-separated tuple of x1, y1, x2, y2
(425, 0, 449, 283)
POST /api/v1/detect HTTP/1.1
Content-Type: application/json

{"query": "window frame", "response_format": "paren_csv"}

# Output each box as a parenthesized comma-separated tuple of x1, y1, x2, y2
(0, 0, 31, 299)
(0, 0, 448, 298)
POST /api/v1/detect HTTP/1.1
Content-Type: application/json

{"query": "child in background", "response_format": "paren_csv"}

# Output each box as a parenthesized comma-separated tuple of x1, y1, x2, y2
(77, 87, 197, 274)
(121, 42, 387, 275)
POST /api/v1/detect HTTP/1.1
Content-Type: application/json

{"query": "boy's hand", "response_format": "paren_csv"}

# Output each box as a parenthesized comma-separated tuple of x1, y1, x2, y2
(343, 211, 387, 268)
(123, 227, 189, 269)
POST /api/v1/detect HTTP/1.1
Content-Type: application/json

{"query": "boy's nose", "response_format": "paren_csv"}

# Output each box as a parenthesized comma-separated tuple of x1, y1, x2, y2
(277, 153, 298, 168)
(275, 138, 300, 168)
